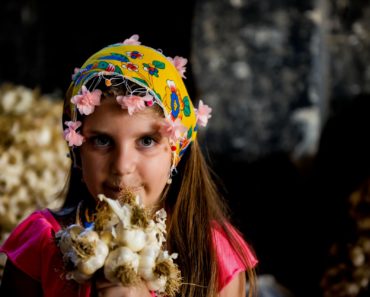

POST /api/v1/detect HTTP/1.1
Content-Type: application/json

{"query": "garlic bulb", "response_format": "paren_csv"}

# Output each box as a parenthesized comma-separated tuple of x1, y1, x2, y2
(116, 225, 147, 252)
(56, 224, 109, 282)
(104, 246, 140, 285)
(77, 238, 109, 275)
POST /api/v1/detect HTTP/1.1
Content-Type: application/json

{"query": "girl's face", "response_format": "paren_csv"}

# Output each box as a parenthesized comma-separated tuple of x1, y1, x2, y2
(80, 97, 172, 208)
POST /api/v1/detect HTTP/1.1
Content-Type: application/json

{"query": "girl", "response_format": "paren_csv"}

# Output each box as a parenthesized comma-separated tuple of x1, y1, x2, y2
(0, 34, 257, 297)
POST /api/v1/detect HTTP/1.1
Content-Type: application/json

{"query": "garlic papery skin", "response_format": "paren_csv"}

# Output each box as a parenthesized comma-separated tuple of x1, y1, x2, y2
(98, 194, 132, 227)
(147, 275, 167, 292)
(56, 224, 82, 256)
(154, 251, 182, 296)
(145, 222, 162, 246)
(153, 209, 167, 246)
(56, 224, 109, 278)
(94, 202, 120, 232)
(77, 239, 109, 275)
(116, 226, 147, 252)
(138, 245, 160, 280)
(99, 229, 114, 245)
(66, 270, 93, 283)
(140, 245, 160, 261)
(104, 246, 140, 285)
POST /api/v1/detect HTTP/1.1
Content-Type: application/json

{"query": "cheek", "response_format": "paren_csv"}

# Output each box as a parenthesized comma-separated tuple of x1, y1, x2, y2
(144, 150, 172, 190)
(156, 148, 172, 177)
(80, 150, 105, 195)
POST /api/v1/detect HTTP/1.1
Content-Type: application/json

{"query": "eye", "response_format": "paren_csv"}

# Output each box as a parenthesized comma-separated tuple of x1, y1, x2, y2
(90, 134, 113, 147)
(138, 136, 156, 148)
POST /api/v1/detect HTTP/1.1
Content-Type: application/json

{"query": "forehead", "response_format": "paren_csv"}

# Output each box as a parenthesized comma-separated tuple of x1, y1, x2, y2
(82, 97, 163, 128)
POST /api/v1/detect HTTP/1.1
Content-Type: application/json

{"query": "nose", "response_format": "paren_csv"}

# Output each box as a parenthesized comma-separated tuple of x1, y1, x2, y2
(111, 143, 137, 176)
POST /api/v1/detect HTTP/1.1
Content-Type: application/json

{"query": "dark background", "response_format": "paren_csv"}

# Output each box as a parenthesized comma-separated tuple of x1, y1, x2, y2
(0, 0, 196, 95)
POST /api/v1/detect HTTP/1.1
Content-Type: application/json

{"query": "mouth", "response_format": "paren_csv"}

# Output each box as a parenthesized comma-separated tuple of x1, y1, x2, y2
(102, 182, 143, 198)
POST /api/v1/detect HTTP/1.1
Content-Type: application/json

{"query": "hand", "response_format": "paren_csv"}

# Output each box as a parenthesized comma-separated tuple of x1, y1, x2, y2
(95, 278, 152, 297)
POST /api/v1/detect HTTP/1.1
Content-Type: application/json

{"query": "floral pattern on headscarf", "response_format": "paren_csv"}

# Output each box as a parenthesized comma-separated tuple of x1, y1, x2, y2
(63, 35, 211, 169)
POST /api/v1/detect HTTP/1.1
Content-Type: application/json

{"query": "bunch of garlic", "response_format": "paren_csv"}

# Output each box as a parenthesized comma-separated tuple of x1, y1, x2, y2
(56, 191, 181, 297)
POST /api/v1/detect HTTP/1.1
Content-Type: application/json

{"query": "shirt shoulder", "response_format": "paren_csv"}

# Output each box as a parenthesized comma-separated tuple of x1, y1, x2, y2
(211, 221, 258, 290)
(0, 209, 61, 281)
(0, 209, 91, 296)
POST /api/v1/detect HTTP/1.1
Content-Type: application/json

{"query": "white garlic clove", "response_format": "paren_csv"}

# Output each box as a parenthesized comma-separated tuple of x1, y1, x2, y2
(104, 246, 140, 284)
(116, 227, 146, 252)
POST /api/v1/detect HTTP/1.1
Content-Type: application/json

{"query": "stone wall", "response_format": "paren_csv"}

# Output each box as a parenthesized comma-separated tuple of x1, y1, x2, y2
(192, 0, 370, 162)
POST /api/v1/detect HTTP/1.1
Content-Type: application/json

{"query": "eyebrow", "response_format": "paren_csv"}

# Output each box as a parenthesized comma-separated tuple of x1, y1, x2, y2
(84, 126, 163, 138)
(145, 130, 163, 139)
(83, 129, 109, 136)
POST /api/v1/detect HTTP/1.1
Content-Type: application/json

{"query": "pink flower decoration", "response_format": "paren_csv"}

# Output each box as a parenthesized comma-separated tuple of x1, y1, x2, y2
(123, 34, 141, 45)
(71, 67, 80, 80)
(167, 56, 188, 79)
(63, 121, 84, 146)
(116, 94, 154, 115)
(71, 86, 102, 115)
(195, 100, 212, 127)
(159, 118, 188, 143)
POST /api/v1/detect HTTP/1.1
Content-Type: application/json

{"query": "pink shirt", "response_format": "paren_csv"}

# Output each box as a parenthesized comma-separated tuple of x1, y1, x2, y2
(0, 209, 90, 296)
(1, 210, 257, 296)
(212, 222, 258, 290)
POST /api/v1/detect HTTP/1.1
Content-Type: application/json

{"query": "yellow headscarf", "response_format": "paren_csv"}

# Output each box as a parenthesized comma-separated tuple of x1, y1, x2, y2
(63, 36, 207, 169)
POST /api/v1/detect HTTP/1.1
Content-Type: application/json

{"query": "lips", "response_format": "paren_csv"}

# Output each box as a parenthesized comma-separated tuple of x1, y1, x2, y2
(102, 182, 143, 197)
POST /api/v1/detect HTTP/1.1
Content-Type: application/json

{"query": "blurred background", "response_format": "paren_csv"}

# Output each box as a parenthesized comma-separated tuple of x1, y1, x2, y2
(0, 0, 370, 296)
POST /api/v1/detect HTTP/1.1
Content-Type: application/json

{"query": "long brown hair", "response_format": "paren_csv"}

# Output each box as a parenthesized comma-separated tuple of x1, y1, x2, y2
(165, 140, 256, 297)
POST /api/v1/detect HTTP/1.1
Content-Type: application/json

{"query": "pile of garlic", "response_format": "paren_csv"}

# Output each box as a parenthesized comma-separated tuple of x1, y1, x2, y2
(320, 178, 370, 297)
(55, 191, 181, 297)
(0, 84, 70, 280)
